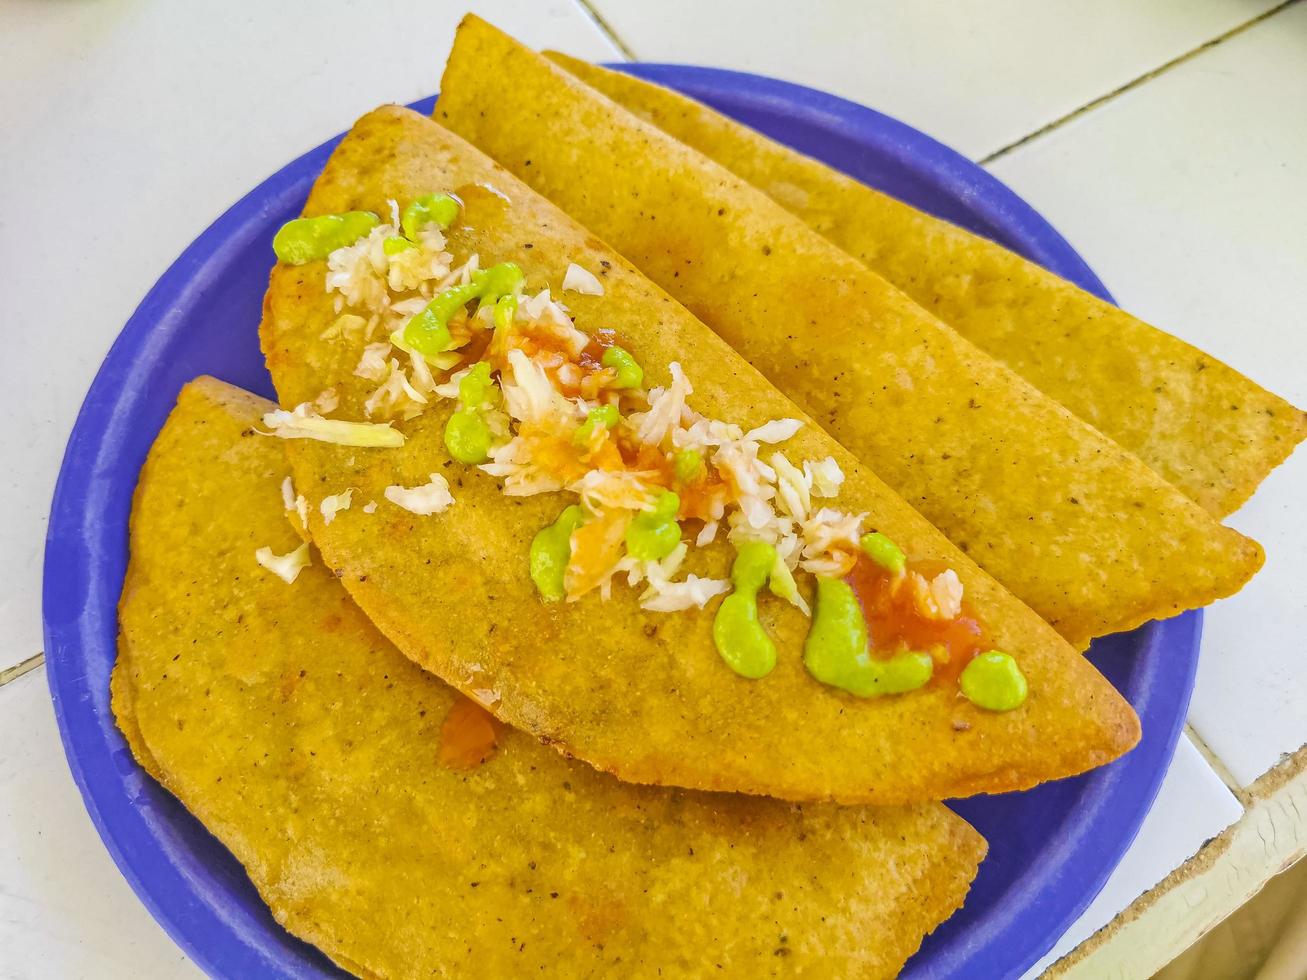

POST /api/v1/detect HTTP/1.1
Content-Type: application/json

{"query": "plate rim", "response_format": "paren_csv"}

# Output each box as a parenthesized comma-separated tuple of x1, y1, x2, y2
(41, 70, 1197, 980)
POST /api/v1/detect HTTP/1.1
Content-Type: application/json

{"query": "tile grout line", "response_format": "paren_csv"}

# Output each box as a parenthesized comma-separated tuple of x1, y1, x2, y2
(574, 0, 638, 62)
(979, 0, 1301, 165)
(1184, 722, 1250, 804)
(0, 652, 46, 688)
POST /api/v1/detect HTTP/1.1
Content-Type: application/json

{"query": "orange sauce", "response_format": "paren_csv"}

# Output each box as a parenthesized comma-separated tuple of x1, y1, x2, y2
(503, 325, 620, 400)
(844, 554, 991, 687)
(610, 434, 729, 522)
(565, 508, 632, 598)
(482, 317, 735, 535)
(438, 695, 504, 771)
(457, 322, 492, 365)
(615, 439, 673, 481)
(677, 478, 730, 523)
(580, 328, 619, 365)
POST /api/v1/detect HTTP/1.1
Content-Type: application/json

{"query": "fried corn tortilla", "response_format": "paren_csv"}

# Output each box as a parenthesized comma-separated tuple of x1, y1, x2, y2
(435, 16, 1263, 647)
(545, 52, 1307, 518)
(113, 376, 986, 978)
(259, 104, 1139, 805)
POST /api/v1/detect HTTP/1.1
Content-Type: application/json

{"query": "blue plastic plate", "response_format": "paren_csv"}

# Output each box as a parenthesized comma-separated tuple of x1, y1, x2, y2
(43, 68, 1198, 979)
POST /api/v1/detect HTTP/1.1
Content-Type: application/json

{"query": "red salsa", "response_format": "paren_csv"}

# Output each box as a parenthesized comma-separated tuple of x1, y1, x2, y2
(844, 554, 992, 687)
(438, 695, 503, 771)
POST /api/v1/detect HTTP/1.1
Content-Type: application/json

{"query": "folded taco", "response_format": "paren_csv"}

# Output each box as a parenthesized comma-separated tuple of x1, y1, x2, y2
(258, 104, 1138, 805)
(434, 16, 1264, 648)
(115, 377, 985, 978)
(544, 51, 1307, 519)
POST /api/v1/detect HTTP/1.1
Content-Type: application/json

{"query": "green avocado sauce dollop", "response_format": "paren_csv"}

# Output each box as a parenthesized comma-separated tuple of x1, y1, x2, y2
(959, 651, 1028, 711)
(529, 505, 586, 602)
(443, 362, 497, 464)
(624, 491, 681, 561)
(404, 261, 524, 356)
(712, 541, 779, 679)
(272, 211, 380, 265)
(804, 577, 934, 697)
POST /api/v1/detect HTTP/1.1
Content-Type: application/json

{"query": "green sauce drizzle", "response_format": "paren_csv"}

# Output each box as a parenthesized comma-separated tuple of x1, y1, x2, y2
(624, 491, 681, 561)
(804, 577, 934, 697)
(443, 362, 496, 464)
(573, 404, 620, 448)
(959, 651, 1028, 711)
(403, 262, 524, 355)
(859, 531, 906, 575)
(400, 193, 461, 241)
(492, 294, 517, 331)
(673, 449, 704, 484)
(529, 505, 586, 602)
(601, 346, 643, 389)
(712, 541, 779, 679)
(272, 211, 380, 265)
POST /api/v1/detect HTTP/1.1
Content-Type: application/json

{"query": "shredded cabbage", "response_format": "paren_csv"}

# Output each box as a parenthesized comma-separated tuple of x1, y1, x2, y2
(261, 408, 405, 447)
(745, 418, 802, 444)
(562, 262, 605, 296)
(384, 473, 455, 515)
(319, 489, 354, 526)
(255, 542, 311, 584)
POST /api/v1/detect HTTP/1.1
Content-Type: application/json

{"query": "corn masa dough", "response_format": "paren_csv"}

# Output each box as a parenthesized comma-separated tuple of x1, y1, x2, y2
(435, 16, 1264, 648)
(113, 377, 986, 979)
(259, 105, 1140, 805)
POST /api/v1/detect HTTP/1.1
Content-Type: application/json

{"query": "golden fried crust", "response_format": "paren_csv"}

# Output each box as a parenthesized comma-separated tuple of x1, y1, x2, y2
(544, 52, 1305, 519)
(259, 104, 1139, 805)
(114, 377, 985, 978)
(433, 16, 1263, 648)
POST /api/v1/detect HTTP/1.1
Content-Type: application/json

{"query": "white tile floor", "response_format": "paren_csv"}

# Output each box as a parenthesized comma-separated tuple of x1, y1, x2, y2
(1021, 738, 1243, 978)
(0, 668, 201, 979)
(0, 0, 621, 677)
(986, 2, 1307, 785)
(581, 0, 1284, 158)
(2, 1, 1303, 976)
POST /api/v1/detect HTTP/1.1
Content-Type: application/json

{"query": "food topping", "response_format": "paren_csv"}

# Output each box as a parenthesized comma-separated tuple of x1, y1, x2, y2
(401, 193, 461, 241)
(403, 262, 524, 357)
(573, 403, 619, 449)
(255, 542, 311, 584)
(443, 361, 503, 463)
(270, 192, 1027, 708)
(712, 541, 779, 679)
(319, 489, 354, 526)
(860, 531, 906, 576)
(562, 261, 605, 296)
(805, 577, 935, 697)
(624, 491, 682, 561)
(384, 473, 455, 515)
(960, 651, 1028, 711)
(262, 402, 405, 447)
(273, 211, 380, 265)
(845, 553, 995, 690)
(601, 345, 643, 389)
(530, 504, 586, 603)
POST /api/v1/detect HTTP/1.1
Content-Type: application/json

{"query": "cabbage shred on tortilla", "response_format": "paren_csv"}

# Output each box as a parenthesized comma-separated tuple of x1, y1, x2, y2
(286, 199, 969, 622)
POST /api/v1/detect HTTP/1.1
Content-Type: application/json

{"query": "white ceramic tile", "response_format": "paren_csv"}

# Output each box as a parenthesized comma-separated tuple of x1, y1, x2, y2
(1022, 736, 1243, 978)
(0, 667, 203, 979)
(581, 0, 1279, 159)
(0, 0, 620, 674)
(987, 3, 1307, 786)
